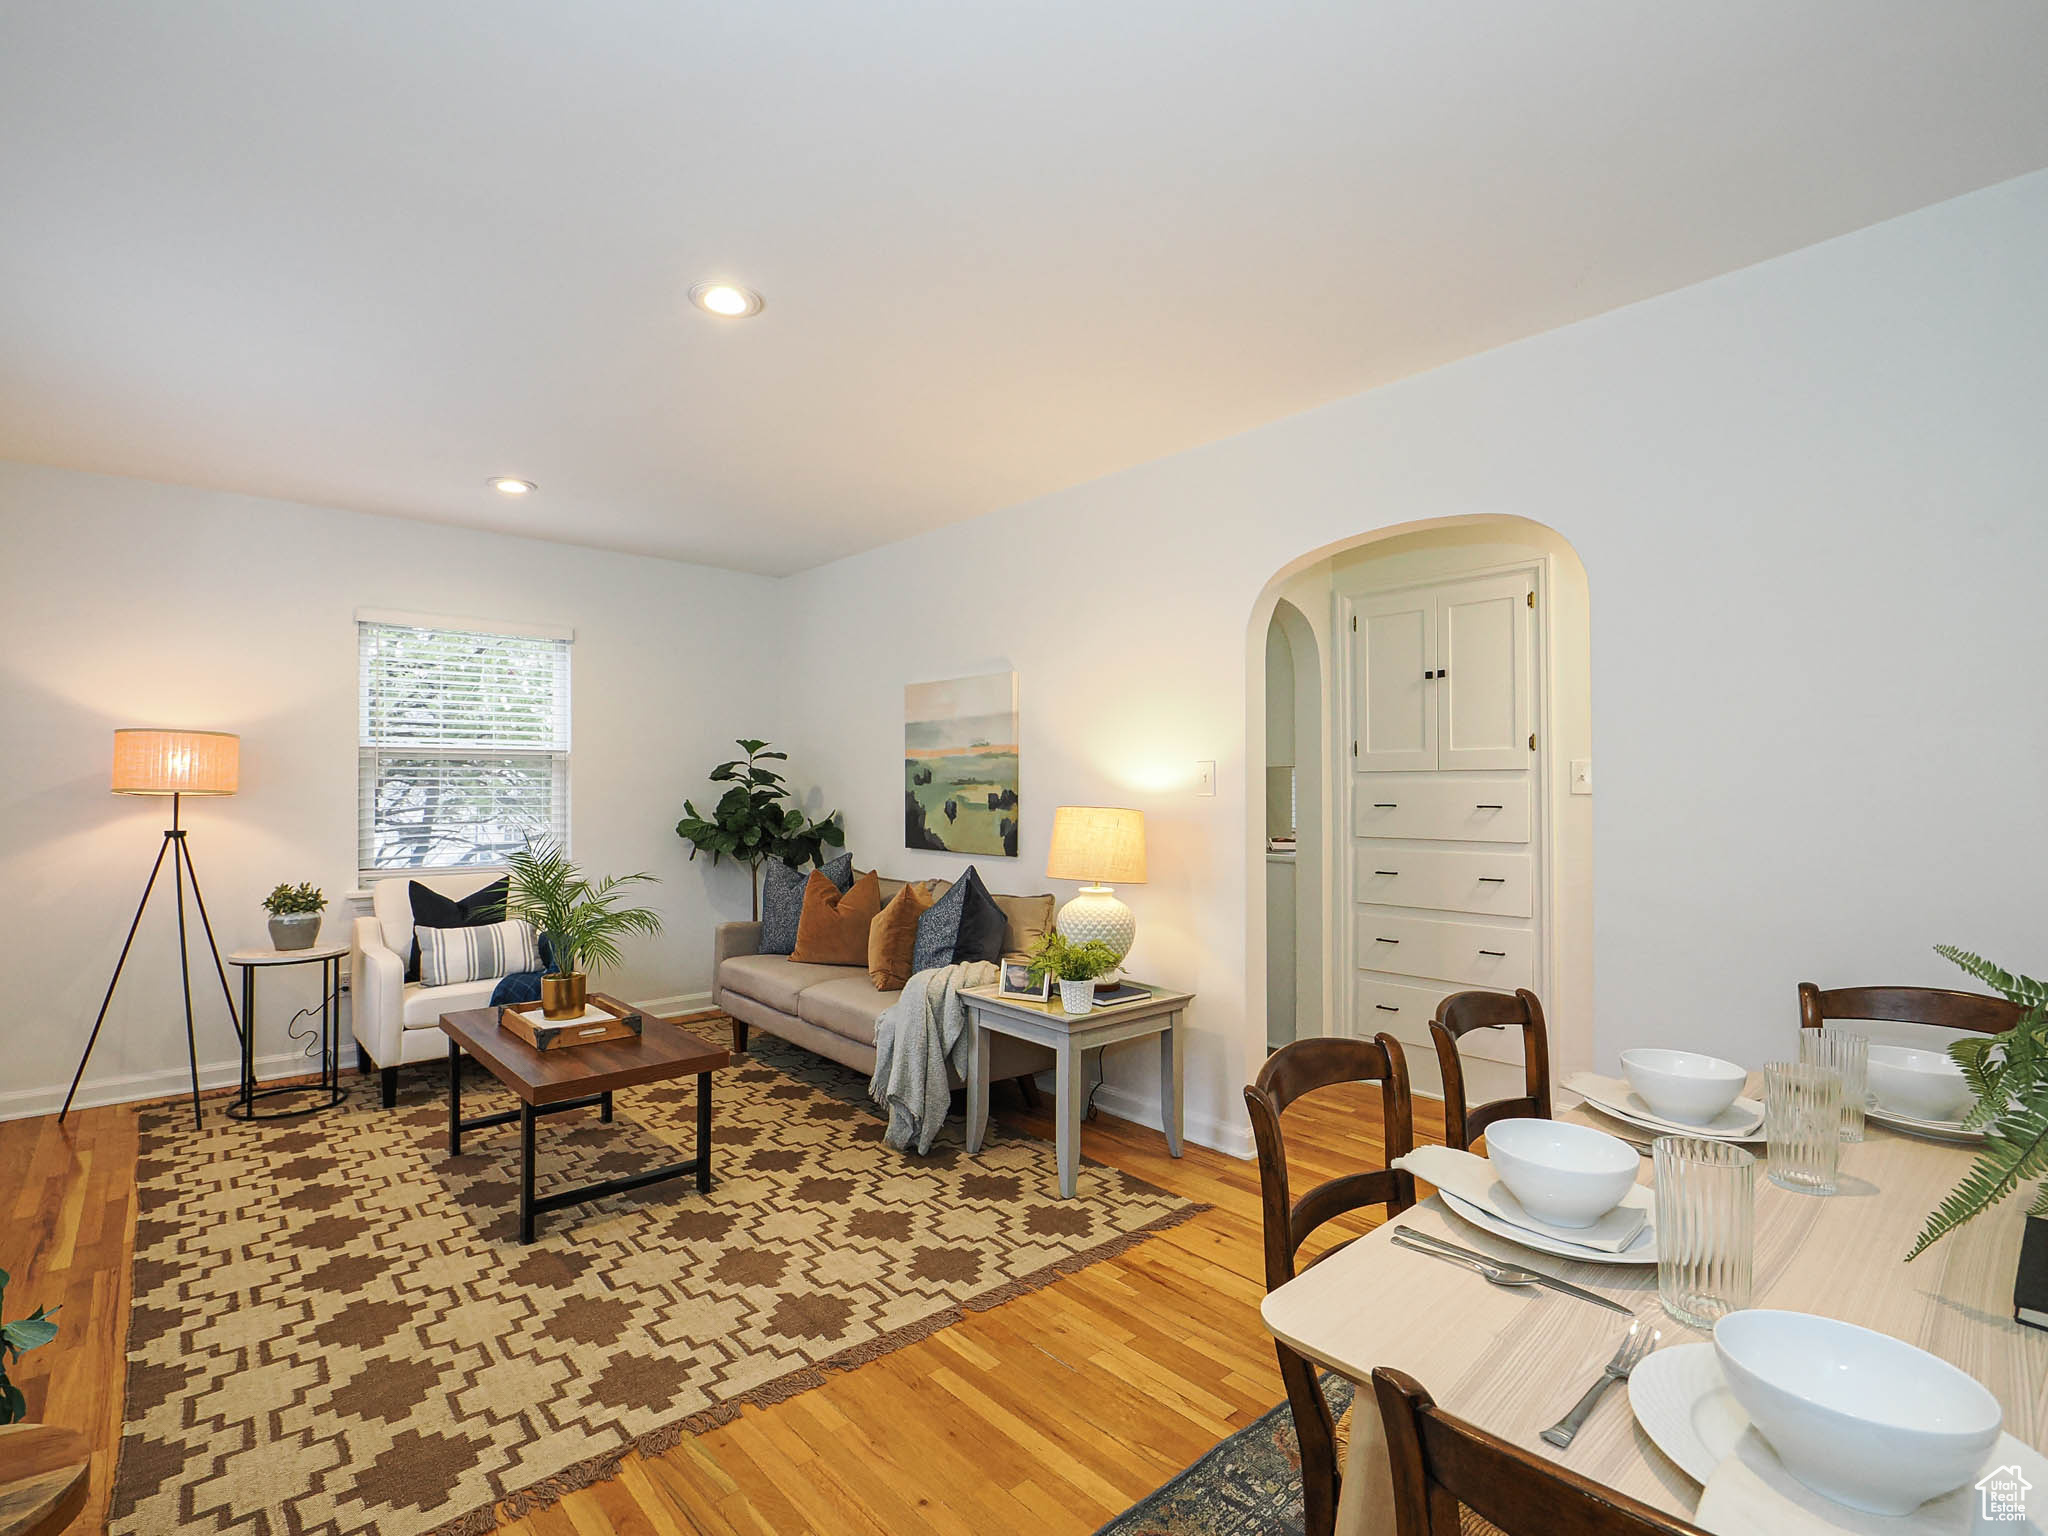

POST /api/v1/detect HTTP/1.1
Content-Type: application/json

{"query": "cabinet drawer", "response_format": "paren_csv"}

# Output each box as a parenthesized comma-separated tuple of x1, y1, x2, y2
(1352, 776, 1530, 843)
(1353, 974, 1526, 1068)
(1354, 911, 1534, 991)
(1355, 845, 1533, 918)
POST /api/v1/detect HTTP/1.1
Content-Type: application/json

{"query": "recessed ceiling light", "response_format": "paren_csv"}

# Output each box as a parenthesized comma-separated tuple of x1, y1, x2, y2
(690, 282, 765, 319)
(490, 477, 536, 496)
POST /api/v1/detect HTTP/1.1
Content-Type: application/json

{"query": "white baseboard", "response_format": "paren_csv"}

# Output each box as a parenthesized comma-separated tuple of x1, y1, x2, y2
(0, 1051, 335, 1123)
(1079, 1078, 1256, 1161)
(635, 990, 713, 1015)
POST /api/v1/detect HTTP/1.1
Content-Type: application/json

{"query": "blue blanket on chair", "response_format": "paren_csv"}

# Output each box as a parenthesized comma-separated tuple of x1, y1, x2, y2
(488, 935, 553, 1008)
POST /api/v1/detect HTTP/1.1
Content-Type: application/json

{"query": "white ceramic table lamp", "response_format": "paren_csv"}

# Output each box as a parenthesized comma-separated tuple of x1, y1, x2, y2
(1046, 806, 1147, 962)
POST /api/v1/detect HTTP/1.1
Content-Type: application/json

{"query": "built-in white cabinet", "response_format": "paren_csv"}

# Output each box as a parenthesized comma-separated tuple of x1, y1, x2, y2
(1341, 565, 1542, 1090)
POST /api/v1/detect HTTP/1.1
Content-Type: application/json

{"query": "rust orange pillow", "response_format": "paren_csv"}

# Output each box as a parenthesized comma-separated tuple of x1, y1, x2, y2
(792, 868, 882, 967)
(867, 880, 934, 990)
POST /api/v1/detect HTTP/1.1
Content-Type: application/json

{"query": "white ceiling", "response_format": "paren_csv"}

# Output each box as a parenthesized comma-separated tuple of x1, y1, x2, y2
(4, 3, 2047, 576)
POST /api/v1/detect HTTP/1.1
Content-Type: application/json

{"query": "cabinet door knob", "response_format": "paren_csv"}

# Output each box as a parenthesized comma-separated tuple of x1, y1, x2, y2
(1475, 803, 1504, 811)
(1375, 937, 1400, 945)
(1373, 803, 1398, 809)
(1374, 870, 1399, 877)
(1479, 949, 1507, 957)
(1478, 876, 1506, 884)
(1375, 1004, 1399, 1012)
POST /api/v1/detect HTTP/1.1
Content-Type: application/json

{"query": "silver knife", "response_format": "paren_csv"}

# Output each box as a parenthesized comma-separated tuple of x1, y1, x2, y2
(1391, 1227, 1635, 1317)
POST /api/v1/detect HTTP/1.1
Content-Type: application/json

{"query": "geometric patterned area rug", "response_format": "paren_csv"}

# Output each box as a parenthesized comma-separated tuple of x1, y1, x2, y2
(1092, 1376, 1353, 1536)
(112, 1018, 1203, 1536)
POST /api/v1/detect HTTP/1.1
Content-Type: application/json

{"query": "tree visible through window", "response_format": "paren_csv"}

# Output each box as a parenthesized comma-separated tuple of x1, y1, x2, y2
(357, 619, 571, 873)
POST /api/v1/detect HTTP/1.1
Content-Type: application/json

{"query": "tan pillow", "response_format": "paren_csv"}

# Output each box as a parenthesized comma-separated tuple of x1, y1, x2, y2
(792, 869, 882, 966)
(992, 892, 1057, 955)
(868, 880, 934, 990)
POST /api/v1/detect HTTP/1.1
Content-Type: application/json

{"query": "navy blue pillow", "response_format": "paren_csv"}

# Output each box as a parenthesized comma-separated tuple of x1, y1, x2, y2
(913, 866, 1005, 973)
(759, 853, 853, 955)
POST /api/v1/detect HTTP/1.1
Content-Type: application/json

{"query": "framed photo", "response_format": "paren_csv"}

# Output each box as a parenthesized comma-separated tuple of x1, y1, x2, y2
(998, 954, 1049, 1001)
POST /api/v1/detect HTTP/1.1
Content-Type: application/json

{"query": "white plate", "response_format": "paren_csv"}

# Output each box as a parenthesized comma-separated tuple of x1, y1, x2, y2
(1630, 1342, 2046, 1522)
(1440, 1189, 1658, 1265)
(1865, 1102, 1987, 1145)
(1567, 1073, 1766, 1142)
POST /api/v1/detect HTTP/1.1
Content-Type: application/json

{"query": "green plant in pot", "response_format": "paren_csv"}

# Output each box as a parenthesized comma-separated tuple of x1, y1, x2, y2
(505, 840, 663, 1020)
(675, 739, 844, 919)
(262, 882, 327, 951)
(0, 1268, 59, 1425)
(1028, 931, 1122, 1017)
(1906, 946, 2048, 1261)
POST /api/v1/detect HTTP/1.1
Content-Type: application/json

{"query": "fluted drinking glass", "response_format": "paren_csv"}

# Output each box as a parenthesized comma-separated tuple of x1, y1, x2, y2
(1654, 1135, 1755, 1329)
(1799, 1028, 1868, 1143)
(1764, 1060, 1842, 1195)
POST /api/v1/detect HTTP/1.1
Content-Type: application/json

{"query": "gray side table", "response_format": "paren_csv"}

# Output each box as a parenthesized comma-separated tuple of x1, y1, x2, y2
(962, 983, 1191, 1198)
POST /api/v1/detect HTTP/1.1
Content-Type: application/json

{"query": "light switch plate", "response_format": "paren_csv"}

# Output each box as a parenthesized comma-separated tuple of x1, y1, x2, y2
(1195, 760, 1216, 796)
(1570, 758, 1593, 795)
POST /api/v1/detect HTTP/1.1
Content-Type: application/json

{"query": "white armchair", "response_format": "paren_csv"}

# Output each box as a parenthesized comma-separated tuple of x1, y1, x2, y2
(352, 871, 516, 1107)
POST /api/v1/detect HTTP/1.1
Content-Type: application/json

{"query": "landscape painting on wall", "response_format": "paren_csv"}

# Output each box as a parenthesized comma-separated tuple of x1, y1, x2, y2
(906, 671, 1019, 857)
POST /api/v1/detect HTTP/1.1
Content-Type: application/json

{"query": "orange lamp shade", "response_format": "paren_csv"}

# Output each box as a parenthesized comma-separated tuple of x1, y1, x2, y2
(1045, 806, 1147, 885)
(111, 729, 240, 796)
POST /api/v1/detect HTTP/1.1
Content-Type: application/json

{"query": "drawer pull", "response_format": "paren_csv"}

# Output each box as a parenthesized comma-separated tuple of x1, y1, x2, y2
(1375, 937, 1400, 945)
(1478, 949, 1507, 957)
(1374, 870, 1400, 877)
(1373, 803, 1398, 809)
(1375, 1003, 1399, 1012)
(1478, 876, 1506, 884)
(1475, 803, 1504, 811)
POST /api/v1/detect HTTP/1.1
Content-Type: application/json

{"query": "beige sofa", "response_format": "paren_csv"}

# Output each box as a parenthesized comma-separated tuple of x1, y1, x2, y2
(713, 874, 1057, 1085)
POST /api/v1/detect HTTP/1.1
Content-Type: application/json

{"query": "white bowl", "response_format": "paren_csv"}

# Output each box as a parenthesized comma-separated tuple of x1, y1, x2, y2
(1867, 1044, 1973, 1123)
(1483, 1117, 1639, 1228)
(1713, 1310, 2002, 1515)
(1620, 1048, 1747, 1125)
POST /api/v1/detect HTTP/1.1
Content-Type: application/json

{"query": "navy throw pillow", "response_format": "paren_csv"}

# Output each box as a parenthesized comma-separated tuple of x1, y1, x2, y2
(912, 866, 1006, 973)
(759, 852, 853, 955)
(489, 935, 556, 1008)
(408, 877, 508, 983)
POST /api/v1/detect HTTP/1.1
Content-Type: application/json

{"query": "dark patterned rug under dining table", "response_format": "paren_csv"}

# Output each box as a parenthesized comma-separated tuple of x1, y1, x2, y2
(112, 1017, 1203, 1536)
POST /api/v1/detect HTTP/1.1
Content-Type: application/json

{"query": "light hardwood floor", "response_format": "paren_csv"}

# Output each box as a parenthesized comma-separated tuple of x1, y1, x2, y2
(2, 1045, 1438, 1536)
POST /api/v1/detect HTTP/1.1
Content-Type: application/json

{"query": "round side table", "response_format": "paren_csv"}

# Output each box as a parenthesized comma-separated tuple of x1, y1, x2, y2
(224, 944, 350, 1120)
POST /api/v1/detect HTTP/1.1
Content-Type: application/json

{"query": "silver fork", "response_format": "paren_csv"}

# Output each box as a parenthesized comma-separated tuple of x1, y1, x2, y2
(1540, 1322, 1660, 1448)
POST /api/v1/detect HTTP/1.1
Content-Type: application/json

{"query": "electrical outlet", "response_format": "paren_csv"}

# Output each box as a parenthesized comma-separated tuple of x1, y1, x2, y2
(1570, 758, 1593, 795)
(1194, 760, 1216, 796)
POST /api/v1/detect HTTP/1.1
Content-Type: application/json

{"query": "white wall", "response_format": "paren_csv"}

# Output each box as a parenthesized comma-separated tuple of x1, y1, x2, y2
(780, 171, 2048, 1158)
(0, 463, 784, 1116)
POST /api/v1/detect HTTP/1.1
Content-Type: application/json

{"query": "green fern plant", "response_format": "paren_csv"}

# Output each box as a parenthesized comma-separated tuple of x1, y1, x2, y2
(504, 840, 662, 979)
(1904, 945, 2048, 1260)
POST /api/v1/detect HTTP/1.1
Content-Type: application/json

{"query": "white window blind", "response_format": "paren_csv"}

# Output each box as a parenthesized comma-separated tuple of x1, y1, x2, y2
(357, 619, 571, 875)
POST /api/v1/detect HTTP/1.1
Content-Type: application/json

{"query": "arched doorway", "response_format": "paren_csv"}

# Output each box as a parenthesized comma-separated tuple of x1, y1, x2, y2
(1247, 515, 1593, 1100)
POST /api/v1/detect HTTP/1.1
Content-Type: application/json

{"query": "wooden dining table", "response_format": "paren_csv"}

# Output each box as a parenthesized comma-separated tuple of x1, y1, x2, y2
(1261, 1084, 2048, 1535)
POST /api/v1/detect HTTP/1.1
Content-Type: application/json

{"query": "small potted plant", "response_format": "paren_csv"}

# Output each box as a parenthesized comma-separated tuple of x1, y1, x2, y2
(506, 839, 664, 1019)
(262, 882, 327, 950)
(1028, 931, 1123, 1016)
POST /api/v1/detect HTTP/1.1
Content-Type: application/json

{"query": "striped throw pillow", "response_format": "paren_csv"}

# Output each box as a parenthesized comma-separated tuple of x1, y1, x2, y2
(417, 919, 541, 987)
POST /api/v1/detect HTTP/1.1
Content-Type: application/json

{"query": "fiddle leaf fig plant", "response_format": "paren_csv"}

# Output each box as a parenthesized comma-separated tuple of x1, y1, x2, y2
(675, 739, 844, 919)
(0, 1268, 60, 1425)
(1905, 945, 2048, 1260)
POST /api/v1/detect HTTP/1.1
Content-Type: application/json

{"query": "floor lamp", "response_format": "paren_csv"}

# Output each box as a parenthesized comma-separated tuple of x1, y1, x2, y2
(60, 729, 243, 1129)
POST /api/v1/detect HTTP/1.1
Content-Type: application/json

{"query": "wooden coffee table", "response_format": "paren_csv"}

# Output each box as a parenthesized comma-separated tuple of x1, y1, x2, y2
(438, 1006, 730, 1243)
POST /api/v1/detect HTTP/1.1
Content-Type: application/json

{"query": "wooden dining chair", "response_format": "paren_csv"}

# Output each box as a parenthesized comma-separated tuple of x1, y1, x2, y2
(1372, 1368, 1710, 1536)
(1246, 1036, 1417, 1536)
(1798, 982, 2022, 1038)
(1428, 988, 1552, 1152)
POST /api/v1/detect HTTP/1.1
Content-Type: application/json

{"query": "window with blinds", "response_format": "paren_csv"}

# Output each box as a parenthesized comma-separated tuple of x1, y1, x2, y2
(357, 618, 571, 875)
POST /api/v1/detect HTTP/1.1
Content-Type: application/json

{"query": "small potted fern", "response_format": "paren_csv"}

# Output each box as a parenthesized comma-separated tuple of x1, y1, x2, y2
(1028, 931, 1123, 1016)
(1906, 946, 2048, 1272)
(505, 840, 664, 1019)
(262, 882, 327, 950)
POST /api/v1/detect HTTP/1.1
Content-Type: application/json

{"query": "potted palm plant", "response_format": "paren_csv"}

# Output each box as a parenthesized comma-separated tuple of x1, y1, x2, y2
(505, 841, 663, 1019)
(1027, 931, 1123, 1016)
(1906, 946, 2047, 1263)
